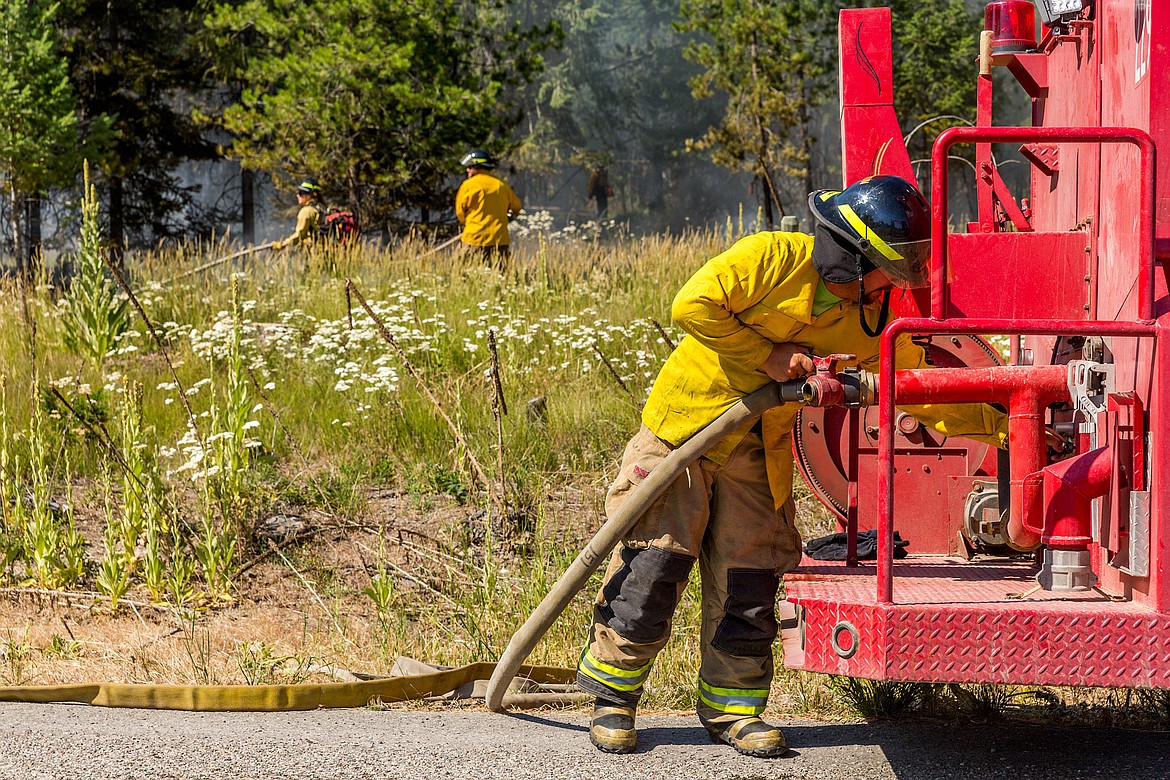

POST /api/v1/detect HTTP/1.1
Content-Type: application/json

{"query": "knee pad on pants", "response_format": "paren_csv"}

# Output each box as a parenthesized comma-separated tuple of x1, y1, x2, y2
(600, 545, 695, 644)
(711, 568, 781, 657)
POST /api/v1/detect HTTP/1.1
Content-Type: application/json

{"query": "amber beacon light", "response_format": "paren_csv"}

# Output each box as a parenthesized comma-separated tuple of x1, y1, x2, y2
(984, 1, 1038, 53)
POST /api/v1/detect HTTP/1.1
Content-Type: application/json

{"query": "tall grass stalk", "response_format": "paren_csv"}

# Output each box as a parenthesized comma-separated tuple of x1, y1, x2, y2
(0, 381, 19, 583)
(204, 281, 258, 527)
(95, 468, 131, 612)
(60, 161, 129, 367)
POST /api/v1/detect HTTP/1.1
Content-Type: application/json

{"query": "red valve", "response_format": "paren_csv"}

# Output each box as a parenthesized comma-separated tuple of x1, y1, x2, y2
(811, 353, 857, 376)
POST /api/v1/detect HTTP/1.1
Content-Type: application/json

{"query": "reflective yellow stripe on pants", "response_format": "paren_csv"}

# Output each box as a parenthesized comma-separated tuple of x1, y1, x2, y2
(577, 649, 652, 694)
(697, 677, 768, 716)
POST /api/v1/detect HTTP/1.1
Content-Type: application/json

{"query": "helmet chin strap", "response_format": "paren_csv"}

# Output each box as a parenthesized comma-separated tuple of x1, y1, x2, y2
(856, 256, 891, 338)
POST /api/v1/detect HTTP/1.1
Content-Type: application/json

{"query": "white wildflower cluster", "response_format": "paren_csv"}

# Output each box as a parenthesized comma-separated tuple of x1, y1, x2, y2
(102, 370, 126, 395)
(169, 421, 206, 480)
(164, 403, 264, 481)
(160, 281, 679, 428)
(189, 309, 258, 361)
(458, 303, 677, 386)
(510, 210, 555, 238)
(109, 328, 143, 357)
(510, 210, 620, 242)
(300, 290, 442, 396)
(51, 375, 93, 396)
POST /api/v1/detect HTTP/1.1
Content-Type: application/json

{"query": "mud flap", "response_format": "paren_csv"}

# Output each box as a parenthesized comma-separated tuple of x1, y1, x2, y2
(778, 601, 805, 668)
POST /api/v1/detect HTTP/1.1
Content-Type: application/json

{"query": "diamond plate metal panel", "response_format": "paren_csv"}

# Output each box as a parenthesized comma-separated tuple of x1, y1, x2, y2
(1128, 490, 1151, 577)
(784, 558, 1170, 687)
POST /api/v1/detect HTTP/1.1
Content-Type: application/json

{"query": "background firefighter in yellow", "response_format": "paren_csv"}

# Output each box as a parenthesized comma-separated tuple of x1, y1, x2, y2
(455, 149, 522, 268)
(579, 176, 1009, 757)
(275, 178, 324, 250)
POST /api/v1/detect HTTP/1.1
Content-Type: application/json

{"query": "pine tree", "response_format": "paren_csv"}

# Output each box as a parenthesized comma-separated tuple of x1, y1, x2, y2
(676, 0, 837, 224)
(205, 0, 558, 232)
(0, 0, 110, 272)
(58, 0, 220, 255)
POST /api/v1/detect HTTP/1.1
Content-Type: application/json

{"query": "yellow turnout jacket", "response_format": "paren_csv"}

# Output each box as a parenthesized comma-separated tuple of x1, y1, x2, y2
(642, 231, 1009, 509)
(279, 203, 322, 248)
(456, 173, 522, 247)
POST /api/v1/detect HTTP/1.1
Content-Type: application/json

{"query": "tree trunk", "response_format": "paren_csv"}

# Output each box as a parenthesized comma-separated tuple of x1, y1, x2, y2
(749, 29, 781, 226)
(800, 84, 814, 221)
(108, 175, 125, 267)
(10, 182, 25, 278)
(25, 194, 41, 273)
(757, 174, 774, 227)
(241, 167, 255, 244)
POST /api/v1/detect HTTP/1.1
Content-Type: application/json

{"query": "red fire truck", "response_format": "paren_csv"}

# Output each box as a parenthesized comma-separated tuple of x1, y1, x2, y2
(782, 0, 1169, 689)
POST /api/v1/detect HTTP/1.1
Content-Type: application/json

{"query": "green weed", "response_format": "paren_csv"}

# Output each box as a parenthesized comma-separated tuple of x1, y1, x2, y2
(0, 626, 34, 686)
(44, 633, 82, 660)
(831, 677, 942, 720)
(236, 641, 316, 686)
(180, 615, 216, 685)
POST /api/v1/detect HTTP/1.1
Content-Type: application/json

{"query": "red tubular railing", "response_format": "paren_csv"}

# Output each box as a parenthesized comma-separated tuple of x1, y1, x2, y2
(893, 364, 1070, 551)
(931, 126, 1158, 322)
(876, 318, 1157, 604)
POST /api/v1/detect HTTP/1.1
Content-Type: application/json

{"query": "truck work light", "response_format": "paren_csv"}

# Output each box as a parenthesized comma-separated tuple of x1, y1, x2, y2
(1034, 0, 1086, 27)
(985, 1, 1038, 53)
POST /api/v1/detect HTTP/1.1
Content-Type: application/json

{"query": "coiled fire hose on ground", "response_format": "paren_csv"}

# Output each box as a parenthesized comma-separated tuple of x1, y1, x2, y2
(485, 381, 799, 711)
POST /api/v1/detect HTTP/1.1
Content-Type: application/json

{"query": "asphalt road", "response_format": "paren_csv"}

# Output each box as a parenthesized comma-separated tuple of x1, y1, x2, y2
(1, 703, 1168, 780)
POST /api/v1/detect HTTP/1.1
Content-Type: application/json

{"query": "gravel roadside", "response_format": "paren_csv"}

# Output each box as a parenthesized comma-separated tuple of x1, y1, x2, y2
(0, 703, 1165, 780)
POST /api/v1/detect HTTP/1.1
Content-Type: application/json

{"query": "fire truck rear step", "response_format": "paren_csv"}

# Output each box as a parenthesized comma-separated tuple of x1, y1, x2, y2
(782, 557, 1170, 689)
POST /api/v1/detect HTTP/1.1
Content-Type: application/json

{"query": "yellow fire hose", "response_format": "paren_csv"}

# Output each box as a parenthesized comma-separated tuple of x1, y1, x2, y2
(160, 242, 277, 286)
(0, 662, 578, 711)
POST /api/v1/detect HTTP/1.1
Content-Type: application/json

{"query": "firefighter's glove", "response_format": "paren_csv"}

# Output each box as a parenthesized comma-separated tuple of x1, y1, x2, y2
(1045, 428, 1072, 455)
(804, 529, 909, 561)
(761, 343, 815, 382)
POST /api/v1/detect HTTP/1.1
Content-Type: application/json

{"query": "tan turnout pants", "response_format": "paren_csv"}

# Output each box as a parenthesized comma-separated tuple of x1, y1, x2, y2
(576, 424, 801, 725)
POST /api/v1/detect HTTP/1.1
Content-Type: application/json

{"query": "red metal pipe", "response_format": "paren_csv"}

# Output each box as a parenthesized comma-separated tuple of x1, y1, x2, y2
(1155, 321, 1170, 611)
(1158, 238, 1170, 297)
(892, 364, 1067, 404)
(894, 364, 1069, 552)
(876, 318, 1157, 604)
(1038, 446, 1112, 550)
(931, 127, 1157, 322)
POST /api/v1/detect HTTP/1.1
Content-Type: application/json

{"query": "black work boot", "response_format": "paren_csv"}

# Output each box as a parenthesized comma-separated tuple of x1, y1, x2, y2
(589, 702, 637, 754)
(703, 715, 788, 758)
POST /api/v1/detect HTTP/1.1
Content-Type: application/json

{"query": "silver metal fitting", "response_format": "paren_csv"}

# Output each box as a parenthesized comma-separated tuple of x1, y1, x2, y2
(1036, 548, 1095, 592)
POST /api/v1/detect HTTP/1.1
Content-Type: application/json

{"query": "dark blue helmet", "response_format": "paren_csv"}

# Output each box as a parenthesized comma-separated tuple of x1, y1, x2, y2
(460, 149, 496, 169)
(808, 175, 931, 288)
(296, 177, 322, 196)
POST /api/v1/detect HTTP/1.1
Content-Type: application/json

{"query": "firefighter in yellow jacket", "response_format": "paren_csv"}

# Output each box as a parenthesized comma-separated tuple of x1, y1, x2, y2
(275, 178, 323, 250)
(455, 149, 521, 268)
(579, 176, 1010, 757)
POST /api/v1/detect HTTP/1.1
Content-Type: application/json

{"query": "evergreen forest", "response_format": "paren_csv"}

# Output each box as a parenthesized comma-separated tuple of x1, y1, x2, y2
(0, 0, 987, 262)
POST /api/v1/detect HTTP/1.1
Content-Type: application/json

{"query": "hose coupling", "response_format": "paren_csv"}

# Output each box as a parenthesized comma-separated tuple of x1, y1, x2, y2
(800, 354, 876, 407)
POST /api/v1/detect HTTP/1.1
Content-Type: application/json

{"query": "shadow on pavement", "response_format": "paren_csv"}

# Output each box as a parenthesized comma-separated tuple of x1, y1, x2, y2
(784, 720, 1170, 779)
